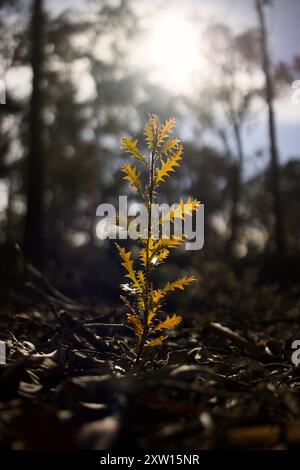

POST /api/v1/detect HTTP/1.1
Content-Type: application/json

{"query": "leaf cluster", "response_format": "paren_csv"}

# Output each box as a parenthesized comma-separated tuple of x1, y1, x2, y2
(117, 115, 200, 360)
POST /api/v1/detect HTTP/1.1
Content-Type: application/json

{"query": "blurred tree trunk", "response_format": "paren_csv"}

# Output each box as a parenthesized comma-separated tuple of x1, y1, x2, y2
(24, 0, 45, 266)
(5, 178, 15, 246)
(255, 0, 286, 255)
(219, 115, 245, 258)
(227, 119, 244, 257)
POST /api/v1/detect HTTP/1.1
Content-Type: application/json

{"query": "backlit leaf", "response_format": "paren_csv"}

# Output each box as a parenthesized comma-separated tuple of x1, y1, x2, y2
(115, 244, 140, 289)
(160, 198, 201, 224)
(162, 276, 196, 294)
(152, 237, 184, 250)
(158, 117, 176, 146)
(146, 335, 167, 347)
(121, 163, 142, 194)
(127, 313, 143, 338)
(121, 137, 145, 163)
(139, 237, 182, 269)
(161, 137, 180, 155)
(154, 146, 182, 185)
(147, 289, 164, 325)
(152, 314, 182, 332)
(144, 114, 160, 150)
(151, 249, 169, 265)
(137, 270, 145, 288)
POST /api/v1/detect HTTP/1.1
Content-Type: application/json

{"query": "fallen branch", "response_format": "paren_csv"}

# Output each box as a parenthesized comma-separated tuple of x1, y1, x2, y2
(59, 312, 110, 353)
(207, 322, 269, 360)
(16, 244, 105, 316)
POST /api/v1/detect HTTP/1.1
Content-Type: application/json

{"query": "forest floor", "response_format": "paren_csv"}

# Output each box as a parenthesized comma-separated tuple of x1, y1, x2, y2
(1, 258, 300, 450)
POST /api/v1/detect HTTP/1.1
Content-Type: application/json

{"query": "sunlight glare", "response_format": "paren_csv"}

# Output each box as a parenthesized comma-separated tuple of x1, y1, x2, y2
(143, 13, 202, 94)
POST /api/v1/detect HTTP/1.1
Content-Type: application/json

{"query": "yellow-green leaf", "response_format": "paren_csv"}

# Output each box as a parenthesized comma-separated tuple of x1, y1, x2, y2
(162, 276, 196, 294)
(121, 163, 142, 194)
(181, 197, 201, 216)
(121, 137, 145, 163)
(144, 114, 160, 150)
(127, 313, 143, 338)
(139, 237, 183, 269)
(153, 237, 184, 250)
(151, 249, 169, 265)
(147, 310, 157, 325)
(115, 243, 140, 289)
(152, 314, 182, 333)
(161, 137, 180, 155)
(146, 335, 167, 347)
(158, 117, 176, 146)
(137, 270, 145, 288)
(154, 146, 182, 185)
(147, 289, 164, 325)
(160, 198, 200, 224)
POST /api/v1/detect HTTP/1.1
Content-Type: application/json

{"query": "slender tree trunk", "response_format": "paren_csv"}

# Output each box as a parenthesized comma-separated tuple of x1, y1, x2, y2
(227, 119, 244, 257)
(24, 0, 45, 266)
(5, 176, 15, 246)
(219, 126, 244, 258)
(255, 0, 286, 255)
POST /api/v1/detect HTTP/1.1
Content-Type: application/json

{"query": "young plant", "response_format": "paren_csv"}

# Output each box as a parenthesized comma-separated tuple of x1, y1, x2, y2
(117, 115, 200, 363)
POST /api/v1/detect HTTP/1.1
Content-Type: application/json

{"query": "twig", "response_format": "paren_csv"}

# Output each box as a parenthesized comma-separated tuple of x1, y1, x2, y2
(208, 322, 268, 360)
(82, 320, 134, 331)
(16, 244, 105, 316)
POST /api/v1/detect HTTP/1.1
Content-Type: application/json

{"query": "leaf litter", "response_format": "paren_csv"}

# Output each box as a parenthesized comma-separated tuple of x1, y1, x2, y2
(1, 268, 300, 450)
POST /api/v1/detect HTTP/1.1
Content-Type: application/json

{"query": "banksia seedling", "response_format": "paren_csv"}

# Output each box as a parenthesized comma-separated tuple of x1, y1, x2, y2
(117, 115, 200, 363)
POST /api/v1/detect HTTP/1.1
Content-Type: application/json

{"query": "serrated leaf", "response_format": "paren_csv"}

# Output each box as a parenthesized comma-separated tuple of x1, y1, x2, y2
(146, 335, 167, 347)
(139, 237, 183, 269)
(181, 197, 201, 216)
(139, 239, 153, 267)
(121, 137, 146, 163)
(137, 295, 145, 312)
(161, 137, 180, 155)
(147, 310, 157, 325)
(154, 146, 182, 185)
(121, 163, 142, 194)
(151, 249, 169, 265)
(151, 289, 164, 305)
(152, 314, 182, 333)
(139, 247, 147, 268)
(144, 114, 160, 150)
(127, 313, 143, 338)
(158, 117, 176, 146)
(147, 289, 164, 325)
(115, 243, 140, 289)
(162, 276, 196, 294)
(160, 198, 201, 224)
(137, 270, 145, 287)
(139, 238, 157, 267)
(153, 237, 184, 250)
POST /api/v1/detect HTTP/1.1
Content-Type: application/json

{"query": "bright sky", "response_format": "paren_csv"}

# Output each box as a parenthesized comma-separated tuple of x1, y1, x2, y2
(44, 0, 300, 165)
(6, 0, 300, 171)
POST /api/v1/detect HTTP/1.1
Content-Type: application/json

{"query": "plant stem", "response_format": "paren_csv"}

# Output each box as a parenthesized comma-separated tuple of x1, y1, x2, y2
(135, 138, 157, 364)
